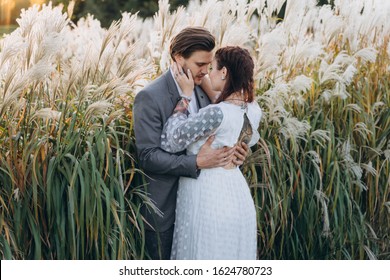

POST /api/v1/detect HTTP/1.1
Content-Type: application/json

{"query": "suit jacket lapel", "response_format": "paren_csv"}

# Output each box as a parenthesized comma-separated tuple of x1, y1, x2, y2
(195, 86, 211, 109)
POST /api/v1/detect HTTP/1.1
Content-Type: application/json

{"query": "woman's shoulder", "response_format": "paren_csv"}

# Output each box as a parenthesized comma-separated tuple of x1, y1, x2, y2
(198, 103, 224, 116)
(247, 101, 262, 114)
(247, 101, 262, 125)
(248, 101, 261, 110)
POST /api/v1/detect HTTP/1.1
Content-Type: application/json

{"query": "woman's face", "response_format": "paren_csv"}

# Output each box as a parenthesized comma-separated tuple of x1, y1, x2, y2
(208, 59, 226, 91)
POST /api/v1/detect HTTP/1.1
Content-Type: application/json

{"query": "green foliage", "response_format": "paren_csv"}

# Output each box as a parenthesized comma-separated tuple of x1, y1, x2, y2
(0, 68, 150, 260)
(0, 25, 17, 35)
(244, 46, 390, 260)
(0, 111, 145, 259)
(0, 9, 154, 259)
(51, 0, 189, 26)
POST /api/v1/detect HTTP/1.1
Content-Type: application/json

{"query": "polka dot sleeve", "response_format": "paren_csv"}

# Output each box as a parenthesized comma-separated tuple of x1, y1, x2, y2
(161, 106, 224, 153)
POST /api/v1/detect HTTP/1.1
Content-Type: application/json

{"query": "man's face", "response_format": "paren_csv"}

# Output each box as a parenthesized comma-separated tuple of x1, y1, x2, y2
(176, 50, 213, 85)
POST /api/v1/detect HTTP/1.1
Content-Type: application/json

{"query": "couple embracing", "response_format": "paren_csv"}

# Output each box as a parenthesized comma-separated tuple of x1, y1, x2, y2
(133, 27, 262, 260)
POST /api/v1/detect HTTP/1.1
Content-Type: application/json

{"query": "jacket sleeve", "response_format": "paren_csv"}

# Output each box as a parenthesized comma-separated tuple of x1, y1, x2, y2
(133, 89, 199, 178)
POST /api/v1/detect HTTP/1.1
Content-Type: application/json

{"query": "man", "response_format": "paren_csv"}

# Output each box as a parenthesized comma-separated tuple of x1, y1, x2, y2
(133, 27, 247, 259)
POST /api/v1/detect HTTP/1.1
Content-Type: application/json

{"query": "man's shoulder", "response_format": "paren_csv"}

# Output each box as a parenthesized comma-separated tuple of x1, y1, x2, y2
(137, 72, 170, 97)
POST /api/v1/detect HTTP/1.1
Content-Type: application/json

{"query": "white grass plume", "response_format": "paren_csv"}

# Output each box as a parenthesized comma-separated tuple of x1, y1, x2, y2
(32, 108, 62, 121)
(280, 117, 311, 143)
(314, 189, 331, 237)
(85, 101, 113, 122)
(340, 140, 364, 186)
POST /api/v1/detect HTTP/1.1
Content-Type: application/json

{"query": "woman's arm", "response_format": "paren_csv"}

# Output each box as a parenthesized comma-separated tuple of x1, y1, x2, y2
(161, 98, 223, 153)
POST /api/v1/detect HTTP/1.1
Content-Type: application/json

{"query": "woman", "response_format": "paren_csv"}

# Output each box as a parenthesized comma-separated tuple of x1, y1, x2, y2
(161, 46, 262, 259)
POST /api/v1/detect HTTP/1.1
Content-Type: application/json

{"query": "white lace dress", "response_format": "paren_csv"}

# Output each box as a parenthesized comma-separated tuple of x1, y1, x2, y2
(161, 101, 262, 260)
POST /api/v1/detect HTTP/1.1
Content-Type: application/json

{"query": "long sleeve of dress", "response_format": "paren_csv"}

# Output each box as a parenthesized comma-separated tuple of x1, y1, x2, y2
(161, 106, 224, 153)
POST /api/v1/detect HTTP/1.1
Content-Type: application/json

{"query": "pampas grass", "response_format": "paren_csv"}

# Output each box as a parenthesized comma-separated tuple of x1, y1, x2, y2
(0, 0, 389, 259)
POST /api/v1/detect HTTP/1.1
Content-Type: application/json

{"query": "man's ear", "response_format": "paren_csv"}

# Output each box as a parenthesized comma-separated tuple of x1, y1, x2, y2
(174, 54, 184, 66)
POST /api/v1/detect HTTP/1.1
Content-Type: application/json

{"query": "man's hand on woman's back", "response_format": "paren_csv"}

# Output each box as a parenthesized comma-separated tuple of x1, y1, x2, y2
(196, 135, 236, 169)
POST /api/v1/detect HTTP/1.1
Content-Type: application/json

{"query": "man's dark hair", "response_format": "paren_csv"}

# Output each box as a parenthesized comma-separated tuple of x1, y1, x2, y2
(170, 27, 215, 60)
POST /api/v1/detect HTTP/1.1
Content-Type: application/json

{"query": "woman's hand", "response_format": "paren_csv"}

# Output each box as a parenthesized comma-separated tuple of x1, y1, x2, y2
(172, 62, 194, 98)
(200, 75, 220, 103)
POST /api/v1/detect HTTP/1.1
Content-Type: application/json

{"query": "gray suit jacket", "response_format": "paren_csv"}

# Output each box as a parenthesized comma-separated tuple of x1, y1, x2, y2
(133, 70, 211, 232)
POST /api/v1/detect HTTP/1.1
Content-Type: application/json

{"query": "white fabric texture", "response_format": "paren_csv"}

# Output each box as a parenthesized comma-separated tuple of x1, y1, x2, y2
(161, 101, 262, 259)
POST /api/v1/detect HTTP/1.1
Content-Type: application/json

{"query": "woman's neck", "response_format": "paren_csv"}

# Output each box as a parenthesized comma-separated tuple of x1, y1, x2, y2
(225, 92, 246, 102)
(223, 92, 247, 109)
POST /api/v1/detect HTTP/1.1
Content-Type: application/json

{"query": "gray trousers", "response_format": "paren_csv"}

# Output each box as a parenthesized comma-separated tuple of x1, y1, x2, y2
(145, 225, 174, 260)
